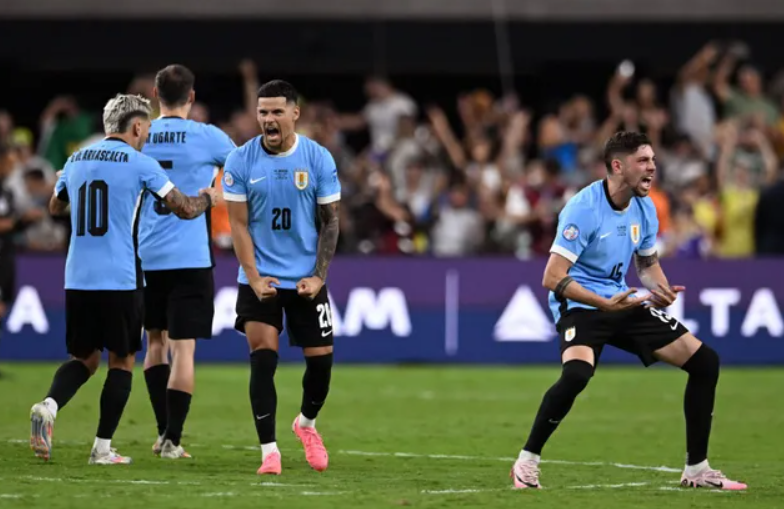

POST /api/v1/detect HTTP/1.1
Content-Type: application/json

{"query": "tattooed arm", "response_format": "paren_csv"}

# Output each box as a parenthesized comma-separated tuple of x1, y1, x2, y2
(314, 201, 340, 281)
(634, 252, 685, 307)
(162, 187, 217, 220)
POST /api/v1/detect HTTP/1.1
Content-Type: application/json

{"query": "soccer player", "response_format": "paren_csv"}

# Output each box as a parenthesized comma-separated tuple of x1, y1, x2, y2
(29, 94, 217, 464)
(510, 132, 747, 491)
(222, 80, 340, 476)
(138, 64, 235, 459)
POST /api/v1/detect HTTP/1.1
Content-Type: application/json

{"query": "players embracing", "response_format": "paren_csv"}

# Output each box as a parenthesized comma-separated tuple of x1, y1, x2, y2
(511, 132, 746, 491)
(222, 80, 340, 475)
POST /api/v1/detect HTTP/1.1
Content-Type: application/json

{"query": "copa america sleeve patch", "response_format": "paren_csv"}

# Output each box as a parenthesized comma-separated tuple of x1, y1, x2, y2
(224, 172, 234, 187)
(562, 224, 580, 241)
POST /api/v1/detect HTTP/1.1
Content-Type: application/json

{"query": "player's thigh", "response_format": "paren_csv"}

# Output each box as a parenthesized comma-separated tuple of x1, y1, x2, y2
(234, 284, 283, 351)
(143, 270, 170, 333)
(100, 289, 144, 359)
(557, 309, 609, 368)
(609, 306, 690, 367)
(285, 286, 333, 350)
(167, 269, 215, 340)
(652, 332, 702, 368)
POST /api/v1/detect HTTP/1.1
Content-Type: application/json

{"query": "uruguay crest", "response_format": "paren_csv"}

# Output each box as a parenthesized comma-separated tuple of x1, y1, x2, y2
(630, 223, 641, 244)
(294, 170, 309, 190)
(565, 326, 576, 342)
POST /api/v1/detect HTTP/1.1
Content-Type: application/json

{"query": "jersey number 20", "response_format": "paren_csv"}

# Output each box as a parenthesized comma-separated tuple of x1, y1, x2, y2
(76, 180, 109, 237)
(272, 207, 292, 230)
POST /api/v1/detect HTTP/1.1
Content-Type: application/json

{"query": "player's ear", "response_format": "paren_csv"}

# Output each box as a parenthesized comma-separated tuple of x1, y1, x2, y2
(611, 157, 623, 175)
(292, 105, 300, 122)
(152, 87, 160, 100)
(188, 90, 196, 105)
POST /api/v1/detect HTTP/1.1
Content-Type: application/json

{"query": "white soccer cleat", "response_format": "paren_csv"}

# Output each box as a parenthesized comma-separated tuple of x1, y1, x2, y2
(160, 439, 192, 459)
(30, 402, 54, 461)
(89, 448, 132, 465)
(152, 435, 164, 455)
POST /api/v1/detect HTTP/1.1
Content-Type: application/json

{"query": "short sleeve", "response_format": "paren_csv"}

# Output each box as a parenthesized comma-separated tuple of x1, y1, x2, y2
(222, 149, 247, 202)
(207, 125, 236, 167)
(139, 156, 174, 198)
(315, 147, 340, 205)
(54, 167, 69, 202)
(550, 203, 597, 264)
(638, 201, 660, 256)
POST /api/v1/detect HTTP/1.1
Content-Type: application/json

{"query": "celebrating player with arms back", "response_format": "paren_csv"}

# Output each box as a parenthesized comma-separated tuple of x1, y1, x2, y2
(510, 132, 746, 491)
(29, 94, 216, 464)
(139, 64, 235, 459)
(223, 80, 340, 476)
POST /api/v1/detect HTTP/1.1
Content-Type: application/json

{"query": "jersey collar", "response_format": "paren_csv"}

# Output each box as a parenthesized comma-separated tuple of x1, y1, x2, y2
(104, 136, 130, 146)
(260, 134, 299, 158)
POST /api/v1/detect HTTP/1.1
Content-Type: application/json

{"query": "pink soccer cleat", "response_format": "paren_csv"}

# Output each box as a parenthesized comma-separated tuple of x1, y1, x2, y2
(257, 451, 282, 475)
(511, 459, 542, 489)
(292, 415, 329, 472)
(681, 467, 747, 490)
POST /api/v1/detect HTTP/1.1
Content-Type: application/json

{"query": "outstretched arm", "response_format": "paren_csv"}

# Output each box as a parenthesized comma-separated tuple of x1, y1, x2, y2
(314, 201, 340, 281)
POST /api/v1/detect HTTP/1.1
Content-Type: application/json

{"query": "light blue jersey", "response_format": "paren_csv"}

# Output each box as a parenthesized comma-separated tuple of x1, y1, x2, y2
(138, 117, 235, 270)
(222, 135, 341, 289)
(548, 179, 659, 323)
(55, 138, 174, 291)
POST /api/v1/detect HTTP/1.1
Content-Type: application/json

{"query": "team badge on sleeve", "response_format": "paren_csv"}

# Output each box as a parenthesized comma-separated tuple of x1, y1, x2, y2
(630, 223, 641, 244)
(562, 224, 580, 241)
(224, 172, 234, 187)
(294, 170, 309, 190)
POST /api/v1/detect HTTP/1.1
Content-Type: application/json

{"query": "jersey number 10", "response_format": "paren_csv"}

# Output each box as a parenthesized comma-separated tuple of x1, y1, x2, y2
(76, 180, 109, 237)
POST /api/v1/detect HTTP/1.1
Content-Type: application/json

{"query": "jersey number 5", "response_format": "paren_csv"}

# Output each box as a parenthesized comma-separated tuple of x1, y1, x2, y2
(76, 180, 109, 237)
(153, 160, 174, 216)
(272, 207, 292, 231)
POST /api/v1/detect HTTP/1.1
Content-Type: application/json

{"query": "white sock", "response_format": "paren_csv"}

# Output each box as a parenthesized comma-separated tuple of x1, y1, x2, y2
(93, 438, 111, 455)
(298, 414, 316, 428)
(43, 398, 58, 419)
(261, 442, 279, 458)
(518, 450, 541, 464)
(685, 459, 709, 476)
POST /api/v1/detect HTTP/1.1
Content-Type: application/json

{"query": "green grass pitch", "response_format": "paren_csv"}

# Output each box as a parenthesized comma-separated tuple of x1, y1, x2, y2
(0, 363, 781, 508)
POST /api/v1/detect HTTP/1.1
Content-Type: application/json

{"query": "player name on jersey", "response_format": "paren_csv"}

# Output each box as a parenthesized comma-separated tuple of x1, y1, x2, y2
(146, 131, 187, 144)
(69, 149, 129, 163)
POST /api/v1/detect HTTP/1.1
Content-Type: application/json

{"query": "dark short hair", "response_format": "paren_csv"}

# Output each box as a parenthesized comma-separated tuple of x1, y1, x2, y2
(257, 80, 298, 105)
(155, 64, 195, 107)
(603, 131, 652, 172)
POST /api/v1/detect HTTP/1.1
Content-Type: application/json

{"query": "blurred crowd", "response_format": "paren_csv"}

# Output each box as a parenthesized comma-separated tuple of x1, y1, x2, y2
(3, 41, 784, 259)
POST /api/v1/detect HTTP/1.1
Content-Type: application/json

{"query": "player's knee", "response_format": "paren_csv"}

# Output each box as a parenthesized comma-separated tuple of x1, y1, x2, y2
(76, 351, 101, 376)
(304, 352, 333, 376)
(560, 359, 594, 393)
(108, 352, 135, 372)
(681, 343, 719, 381)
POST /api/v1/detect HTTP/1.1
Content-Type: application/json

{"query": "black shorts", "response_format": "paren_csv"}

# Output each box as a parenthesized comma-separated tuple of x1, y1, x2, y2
(556, 306, 689, 367)
(0, 253, 15, 305)
(65, 289, 143, 358)
(235, 284, 333, 348)
(143, 269, 215, 340)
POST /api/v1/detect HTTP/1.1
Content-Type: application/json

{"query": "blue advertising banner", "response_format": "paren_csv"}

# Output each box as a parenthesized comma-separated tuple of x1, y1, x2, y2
(2, 255, 784, 364)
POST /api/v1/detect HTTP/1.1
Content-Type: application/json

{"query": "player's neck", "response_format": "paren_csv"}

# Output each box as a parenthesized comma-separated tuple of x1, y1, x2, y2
(105, 132, 139, 150)
(604, 178, 633, 211)
(158, 106, 189, 120)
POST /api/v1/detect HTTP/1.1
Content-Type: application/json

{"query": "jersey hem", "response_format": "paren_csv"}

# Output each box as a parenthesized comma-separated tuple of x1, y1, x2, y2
(317, 193, 341, 205)
(223, 192, 247, 202)
(550, 245, 579, 263)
